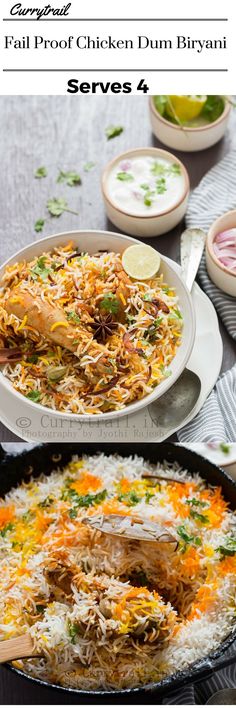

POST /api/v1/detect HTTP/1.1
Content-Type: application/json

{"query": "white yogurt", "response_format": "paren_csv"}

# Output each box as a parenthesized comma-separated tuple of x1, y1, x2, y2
(107, 155, 185, 217)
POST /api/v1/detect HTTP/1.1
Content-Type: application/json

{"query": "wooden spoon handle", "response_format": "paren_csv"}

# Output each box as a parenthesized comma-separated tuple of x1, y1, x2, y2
(0, 634, 35, 663)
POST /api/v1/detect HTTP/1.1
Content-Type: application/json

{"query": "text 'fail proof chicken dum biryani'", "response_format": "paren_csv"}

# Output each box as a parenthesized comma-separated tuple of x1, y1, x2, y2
(0, 242, 182, 414)
(0, 453, 235, 691)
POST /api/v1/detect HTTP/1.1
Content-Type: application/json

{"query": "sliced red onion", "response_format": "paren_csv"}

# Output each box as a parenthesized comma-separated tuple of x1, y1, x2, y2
(213, 228, 236, 271)
(120, 160, 132, 172)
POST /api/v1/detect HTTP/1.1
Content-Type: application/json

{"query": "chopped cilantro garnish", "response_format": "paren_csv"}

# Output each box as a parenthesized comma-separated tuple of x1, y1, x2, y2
(0, 522, 14, 537)
(150, 161, 166, 177)
(177, 525, 202, 550)
(118, 491, 141, 506)
(27, 354, 39, 364)
(217, 537, 236, 558)
(26, 390, 41, 402)
(34, 166, 47, 179)
(47, 197, 79, 217)
(62, 487, 107, 516)
(145, 491, 155, 503)
(83, 161, 96, 172)
(34, 218, 45, 233)
(156, 177, 167, 194)
(57, 171, 81, 187)
(186, 498, 207, 508)
(66, 311, 81, 324)
(190, 510, 209, 524)
(31, 256, 51, 280)
(219, 443, 230, 455)
(105, 125, 124, 140)
(116, 172, 134, 182)
(100, 292, 119, 315)
(68, 620, 80, 644)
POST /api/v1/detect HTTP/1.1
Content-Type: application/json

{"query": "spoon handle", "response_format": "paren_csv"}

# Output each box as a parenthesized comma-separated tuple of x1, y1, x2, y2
(181, 228, 206, 292)
(0, 633, 35, 662)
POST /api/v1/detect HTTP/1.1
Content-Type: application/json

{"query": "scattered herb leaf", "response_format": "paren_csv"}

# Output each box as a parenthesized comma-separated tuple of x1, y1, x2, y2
(34, 218, 45, 233)
(34, 166, 47, 179)
(47, 197, 79, 217)
(105, 125, 124, 140)
(57, 171, 81, 187)
(83, 161, 96, 172)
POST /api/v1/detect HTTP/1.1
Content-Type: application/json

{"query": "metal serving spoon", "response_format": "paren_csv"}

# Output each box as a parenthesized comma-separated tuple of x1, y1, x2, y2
(206, 688, 236, 704)
(148, 228, 206, 436)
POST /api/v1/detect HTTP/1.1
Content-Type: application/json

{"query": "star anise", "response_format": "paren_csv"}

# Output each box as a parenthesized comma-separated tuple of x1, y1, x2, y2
(89, 314, 118, 343)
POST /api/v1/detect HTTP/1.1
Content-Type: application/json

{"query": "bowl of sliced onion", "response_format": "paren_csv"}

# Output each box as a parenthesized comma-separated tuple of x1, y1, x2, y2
(206, 210, 236, 296)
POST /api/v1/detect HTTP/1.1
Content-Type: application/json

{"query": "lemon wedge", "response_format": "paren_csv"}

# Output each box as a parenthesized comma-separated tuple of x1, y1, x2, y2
(166, 95, 207, 123)
(122, 244, 161, 280)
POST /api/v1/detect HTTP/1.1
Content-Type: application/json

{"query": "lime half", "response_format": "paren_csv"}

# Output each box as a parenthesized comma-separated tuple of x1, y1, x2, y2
(122, 244, 161, 280)
(166, 95, 207, 123)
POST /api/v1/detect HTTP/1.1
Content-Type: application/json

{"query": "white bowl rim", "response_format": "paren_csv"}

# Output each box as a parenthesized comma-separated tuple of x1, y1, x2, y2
(207, 209, 236, 279)
(149, 96, 231, 133)
(0, 229, 196, 422)
(101, 147, 190, 219)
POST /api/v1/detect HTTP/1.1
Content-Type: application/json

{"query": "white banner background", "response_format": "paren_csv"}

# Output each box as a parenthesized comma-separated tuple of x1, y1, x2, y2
(0, 0, 235, 94)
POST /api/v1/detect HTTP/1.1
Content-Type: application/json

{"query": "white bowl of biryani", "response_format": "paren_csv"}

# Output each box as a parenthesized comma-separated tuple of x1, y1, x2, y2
(101, 147, 190, 237)
(0, 230, 195, 421)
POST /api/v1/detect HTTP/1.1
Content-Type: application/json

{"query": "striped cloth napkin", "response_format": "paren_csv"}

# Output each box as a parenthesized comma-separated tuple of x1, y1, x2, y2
(162, 646, 236, 704)
(177, 150, 236, 443)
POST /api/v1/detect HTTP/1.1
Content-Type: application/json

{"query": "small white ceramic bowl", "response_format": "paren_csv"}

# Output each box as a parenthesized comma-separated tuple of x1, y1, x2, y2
(101, 147, 190, 238)
(206, 210, 236, 297)
(149, 97, 231, 153)
(0, 230, 195, 422)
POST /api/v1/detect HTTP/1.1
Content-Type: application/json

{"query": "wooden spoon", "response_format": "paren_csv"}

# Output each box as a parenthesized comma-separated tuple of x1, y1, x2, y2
(0, 633, 37, 663)
(82, 514, 178, 548)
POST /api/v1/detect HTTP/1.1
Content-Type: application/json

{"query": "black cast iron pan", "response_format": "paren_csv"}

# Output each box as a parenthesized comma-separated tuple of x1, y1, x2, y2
(0, 443, 235, 704)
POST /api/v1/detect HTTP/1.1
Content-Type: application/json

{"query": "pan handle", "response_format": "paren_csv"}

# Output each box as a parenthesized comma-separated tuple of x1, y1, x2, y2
(194, 651, 235, 686)
(0, 445, 7, 464)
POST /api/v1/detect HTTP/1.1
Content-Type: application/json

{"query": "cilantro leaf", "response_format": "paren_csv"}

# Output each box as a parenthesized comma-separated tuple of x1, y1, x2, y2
(27, 354, 39, 364)
(118, 490, 141, 506)
(186, 498, 207, 508)
(177, 525, 202, 549)
(151, 161, 166, 177)
(105, 125, 124, 140)
(100, 292, 119, 315)
(156, 177, 167, 194)
(26, 390, 41, 402)
(34, 218, 45, 233)
(66, 311, 81, 324)
(217, 537, 236, 558)
(47, 197, 79, 217)
(31, 256, 51, 280)
(57, 170, 81, 187)
(169, 163, 181, 175)
(34, 166, 47, 179)
(116, 172, 134, 182)
(219, 443, 230, 455)
(83, 161, 96, 172)
(190, 509, 209, 524)
(68, 620, 80, 644)
(0, 522, 14, 537)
